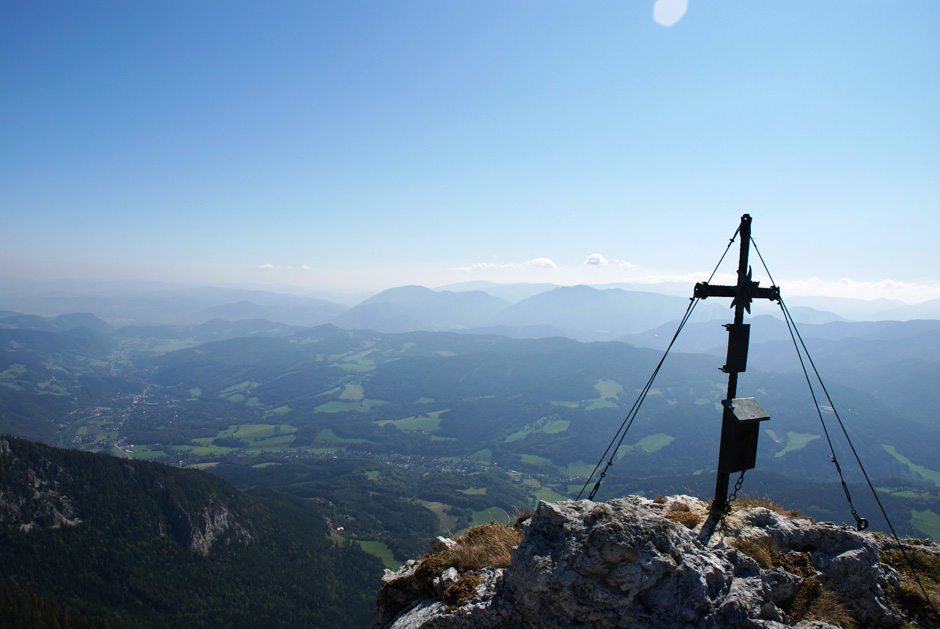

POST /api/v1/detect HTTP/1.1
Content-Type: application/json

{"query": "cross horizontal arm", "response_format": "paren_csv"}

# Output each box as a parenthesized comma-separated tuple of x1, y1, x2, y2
(693, 282, 780, 302)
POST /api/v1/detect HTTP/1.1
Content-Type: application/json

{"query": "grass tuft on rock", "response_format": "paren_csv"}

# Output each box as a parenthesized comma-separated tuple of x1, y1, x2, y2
(730, 536, 777, 570)
(664, 503, 702, 529)
(413, 521, 524, 596)
(783, 577, 854, 628)
(734, 494, 804, 519)
(452, 522, 523, 571)
(443, 574, 483, 610)
(730, 536, 816, 578)
(880, 547, 940, 628)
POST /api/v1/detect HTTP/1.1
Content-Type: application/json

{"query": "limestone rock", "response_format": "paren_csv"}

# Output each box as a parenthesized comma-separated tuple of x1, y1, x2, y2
(375, 495, 913, 628)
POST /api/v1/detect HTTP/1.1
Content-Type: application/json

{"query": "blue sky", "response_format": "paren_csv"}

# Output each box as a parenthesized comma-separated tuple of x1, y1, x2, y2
(2, 1, 938, 302)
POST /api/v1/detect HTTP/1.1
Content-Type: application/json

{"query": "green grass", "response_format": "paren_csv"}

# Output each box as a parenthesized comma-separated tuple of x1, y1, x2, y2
(883, 445, 940, 485)
(314, 399, 388, 413)
(315, 428, 366, 444)
(354, 540, 401, 570)
(458, 487, 487, 495)
(188, 462, 219, 470)
(95, 431, 119, 443)
(563, 461, 596, 477)
(129, 447, 168, 460)
(470, 507, 510, 527)
(147, 339, 198, 354)
(417, 500, 460, 533)
(339, 383, 365, 401)
(377, 410, 448, 432)
(248, 434, 296, 449)
(594, 379, 622, 399)
(187, 387, 202, 398)
(520, 454, 553, 467)
(201, 424, 298, 454)
(541, 419, 570, 434)
(614, 433, 674, 458)
(218, 381, 259, 404)
(468, 449, 492, 463)
(505, 426, 536, 442)
(505, 418, 570, 442)
(551, 380, 624, 411)
(220, 381, 251, 392)
(636, 433, 674, 453)
(774, 432, 821, 458)
(267, 405, 292, 416)
(534, 487, 569, 503)
(877, 486, 935, 499)
(190, 445, 234, 455)
(232, 423, 297, 440)
(304, 447, 339, 454)
(912, 509, 940, 540)
(332, 350, 377, 372)
(38, 381, 69, 396)
(0, 364, 27, 380)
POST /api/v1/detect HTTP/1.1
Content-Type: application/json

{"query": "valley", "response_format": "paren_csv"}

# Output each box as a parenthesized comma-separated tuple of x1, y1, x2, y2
(3, 296, 940, 559)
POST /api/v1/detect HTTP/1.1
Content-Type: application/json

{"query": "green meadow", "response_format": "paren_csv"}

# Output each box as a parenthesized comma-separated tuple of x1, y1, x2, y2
(773, 432, 821, 458)
(353, 540, 401, 570)
(883, 445, 940, 485)
(377, 409, 448, 432)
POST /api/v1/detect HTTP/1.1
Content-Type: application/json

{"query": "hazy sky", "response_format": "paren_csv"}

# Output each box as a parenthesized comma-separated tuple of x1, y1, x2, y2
(2, 1, 938, 302)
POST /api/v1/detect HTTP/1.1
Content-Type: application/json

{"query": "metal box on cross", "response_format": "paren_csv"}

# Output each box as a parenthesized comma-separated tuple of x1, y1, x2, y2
(717, 398, 770, 474)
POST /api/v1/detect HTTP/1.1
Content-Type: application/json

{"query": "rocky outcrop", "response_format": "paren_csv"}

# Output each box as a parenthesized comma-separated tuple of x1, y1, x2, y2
(0, 437, 255, 556)
(0, 439, 82, 532)
(167, 501, 256, 556)
(375, 495, 924, 628)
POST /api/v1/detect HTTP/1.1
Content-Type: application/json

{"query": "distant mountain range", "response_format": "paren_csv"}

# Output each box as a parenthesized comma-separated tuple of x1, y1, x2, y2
(2, 281, 938, 344)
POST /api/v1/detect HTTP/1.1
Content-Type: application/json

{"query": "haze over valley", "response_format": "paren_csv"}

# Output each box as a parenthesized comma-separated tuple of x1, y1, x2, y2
(2, 0, 938, 625)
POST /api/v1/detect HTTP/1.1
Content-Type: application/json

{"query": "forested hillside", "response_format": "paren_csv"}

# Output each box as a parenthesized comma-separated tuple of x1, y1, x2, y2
(0, 436, 381, 627)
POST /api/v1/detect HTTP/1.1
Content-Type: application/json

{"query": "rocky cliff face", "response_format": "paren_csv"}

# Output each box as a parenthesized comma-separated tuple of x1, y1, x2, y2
(375, 495, 938, 628)
(0, 438, 82, 532)
(0, 437, 255, 555)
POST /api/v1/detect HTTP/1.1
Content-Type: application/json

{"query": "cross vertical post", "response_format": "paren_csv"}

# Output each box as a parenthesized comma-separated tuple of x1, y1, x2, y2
(693, 214, 779, 511)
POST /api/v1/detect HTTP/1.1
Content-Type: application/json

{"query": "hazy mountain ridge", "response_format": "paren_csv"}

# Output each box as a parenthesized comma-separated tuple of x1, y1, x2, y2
(332, 286, 512, 333)
(4, 282, 935, 342)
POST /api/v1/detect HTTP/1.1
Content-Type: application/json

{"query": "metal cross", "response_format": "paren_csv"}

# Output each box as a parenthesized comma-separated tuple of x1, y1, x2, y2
(693, 214, 780, 511)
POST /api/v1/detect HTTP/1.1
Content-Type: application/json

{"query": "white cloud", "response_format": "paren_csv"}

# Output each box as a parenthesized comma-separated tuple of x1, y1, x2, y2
(584, 253, 608, 266)
(786, 277, 940, 303)
(456, 261, 522, 273)
(258, 264, 275, 270)
(455, 257, 558, 273)
(525, 257, 557, 268)
(653, 0, 688, 26)
(615, 258, 636, 268)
